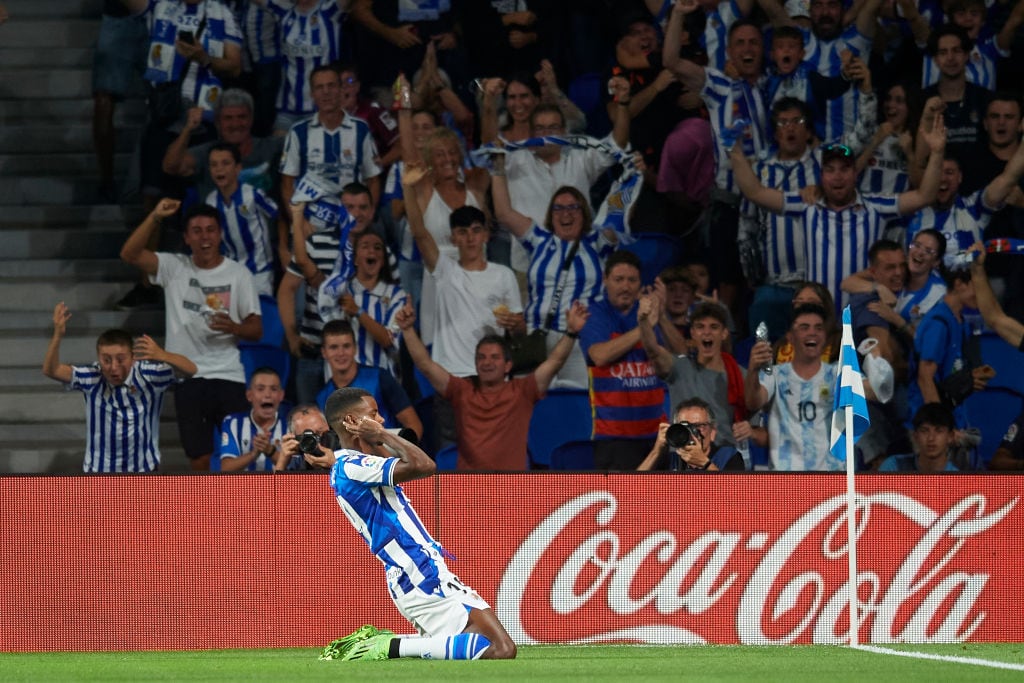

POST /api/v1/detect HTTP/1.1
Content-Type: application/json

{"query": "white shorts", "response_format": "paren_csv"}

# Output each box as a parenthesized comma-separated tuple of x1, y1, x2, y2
(389, 570, 491, 638)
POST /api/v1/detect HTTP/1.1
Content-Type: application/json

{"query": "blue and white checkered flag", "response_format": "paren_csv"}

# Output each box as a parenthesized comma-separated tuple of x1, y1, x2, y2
(829, 306, 870, 461)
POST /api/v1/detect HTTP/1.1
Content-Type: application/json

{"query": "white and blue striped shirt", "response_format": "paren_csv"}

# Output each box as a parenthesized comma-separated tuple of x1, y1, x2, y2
(330, 452, 453, 597)
(858, 133, 911, 195)
(905, 190, 995, 261)
(206, 183, 279, 297)
(741, 150, 819, 284)
(243, 1, 280, 65)
(802, 25, 871, 143)
(895, 271, 947, 327)
(702, 67, 770, 193)
(280, 112, 382, 194)
(921, 35, 1006, 91)
(69, 361, 177, 473)
(141, 0, 242, 117)
(520, 223, 613, 333)
(784, 191, 900, 310)
(267, 0, 343, 116)
(331, 279, 408, 373)
(761, 361, 842, 471)
(217, 406, 290, 472)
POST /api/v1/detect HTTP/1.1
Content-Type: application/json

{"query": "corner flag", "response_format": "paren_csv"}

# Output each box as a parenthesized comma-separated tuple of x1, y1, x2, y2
(829, 306, 870, 461)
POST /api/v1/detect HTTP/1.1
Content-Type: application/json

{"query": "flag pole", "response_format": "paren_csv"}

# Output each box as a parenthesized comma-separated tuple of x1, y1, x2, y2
(846, 402, 858, 647)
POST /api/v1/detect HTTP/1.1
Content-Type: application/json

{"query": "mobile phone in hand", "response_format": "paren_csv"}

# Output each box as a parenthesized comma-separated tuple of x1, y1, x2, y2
(178, 30, 195, 44)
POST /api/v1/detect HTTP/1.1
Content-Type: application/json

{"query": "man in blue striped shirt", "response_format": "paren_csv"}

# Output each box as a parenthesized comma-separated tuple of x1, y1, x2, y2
(731, 116, 948, 311)
(298, 387, 517, 661)
(43, 302, 197, 473)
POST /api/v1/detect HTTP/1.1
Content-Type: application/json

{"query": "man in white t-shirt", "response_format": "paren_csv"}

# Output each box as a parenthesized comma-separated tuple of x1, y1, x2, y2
(121, 199, 263, 471)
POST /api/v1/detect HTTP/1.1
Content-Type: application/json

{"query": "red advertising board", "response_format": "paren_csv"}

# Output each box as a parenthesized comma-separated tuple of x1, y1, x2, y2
(0, 473, 1020, 651)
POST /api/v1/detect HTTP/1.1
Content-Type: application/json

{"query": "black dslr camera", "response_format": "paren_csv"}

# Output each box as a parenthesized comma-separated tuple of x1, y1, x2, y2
(665, 421, 700, 449)
(298, 429, 340, 455)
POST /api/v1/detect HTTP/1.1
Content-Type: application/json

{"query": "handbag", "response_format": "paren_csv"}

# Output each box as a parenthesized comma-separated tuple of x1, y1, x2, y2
(505, 239, 581, 375)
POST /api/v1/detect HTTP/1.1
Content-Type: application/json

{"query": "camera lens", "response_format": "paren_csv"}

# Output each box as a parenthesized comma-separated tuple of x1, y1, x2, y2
(665, 422, 696, 449)
(298, 429, 321, 454)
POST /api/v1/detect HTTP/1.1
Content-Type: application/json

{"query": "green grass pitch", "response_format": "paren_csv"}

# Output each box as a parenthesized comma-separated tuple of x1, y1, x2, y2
(3, 643, 1024, 682)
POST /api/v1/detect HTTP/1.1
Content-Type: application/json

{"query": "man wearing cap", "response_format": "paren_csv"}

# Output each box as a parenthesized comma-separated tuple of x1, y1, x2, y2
(730, 117, 947, 311)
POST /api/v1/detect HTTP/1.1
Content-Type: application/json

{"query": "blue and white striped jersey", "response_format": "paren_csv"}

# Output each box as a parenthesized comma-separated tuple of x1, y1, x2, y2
(740, 150, 819, 284)
(783, 191, 900, 310)
(243, 1, 280, 65)
(141, 0, 242, 117)
(520, 223, 612, 333)
(267, 0, 343, 116)
(69, 361, 177, 473)
(858, 133, 911, 195)
(280, 113, 382, 194)
(921, 35, 1006, 91)
(702, 67, 770, 193)
(801, 24, 871, 143)
(217, 406, 290, 472)
(330, 452, 452, 597)
(905, 191, 995, 260)
(339, 279, 408, 373)
(206, 183, 279, 297)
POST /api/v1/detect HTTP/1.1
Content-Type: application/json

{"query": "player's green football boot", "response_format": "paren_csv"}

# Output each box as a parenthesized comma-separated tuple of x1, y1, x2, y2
(339, 632, 395, 661)
(319, 625, 391, 661)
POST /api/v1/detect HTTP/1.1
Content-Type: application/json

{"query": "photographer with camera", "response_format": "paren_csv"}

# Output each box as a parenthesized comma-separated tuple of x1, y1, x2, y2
(279, 404, 337, 471)
(637, 397, 745, 472)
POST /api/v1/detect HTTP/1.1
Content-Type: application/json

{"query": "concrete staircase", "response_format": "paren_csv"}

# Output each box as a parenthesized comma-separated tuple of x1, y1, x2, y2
(0, 0, 190, 473)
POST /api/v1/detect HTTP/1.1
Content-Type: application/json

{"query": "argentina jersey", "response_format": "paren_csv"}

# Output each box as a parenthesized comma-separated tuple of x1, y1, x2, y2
(330, 452, 449, 596)
(268, 0, 342, 115)
(520, 225, 610, 333)
(762, 361, 841, 471)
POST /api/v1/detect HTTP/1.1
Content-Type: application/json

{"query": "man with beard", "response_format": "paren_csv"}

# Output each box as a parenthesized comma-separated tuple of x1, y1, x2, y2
(730, 118, 947, 311)
(904, 127, 1024, 262)
(579, 251, 668, 470)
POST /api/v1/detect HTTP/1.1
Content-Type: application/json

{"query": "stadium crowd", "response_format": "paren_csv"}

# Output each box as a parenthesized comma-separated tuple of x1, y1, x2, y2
(42, 0, 1024, 474)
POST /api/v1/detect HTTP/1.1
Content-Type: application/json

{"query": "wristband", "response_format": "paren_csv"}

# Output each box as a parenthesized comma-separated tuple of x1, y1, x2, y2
(565, 331, 579, 339)
(700, 459, 712, 470)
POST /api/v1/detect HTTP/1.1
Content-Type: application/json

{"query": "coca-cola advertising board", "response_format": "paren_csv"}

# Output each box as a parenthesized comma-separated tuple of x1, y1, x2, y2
(0, 473, 1019, 651)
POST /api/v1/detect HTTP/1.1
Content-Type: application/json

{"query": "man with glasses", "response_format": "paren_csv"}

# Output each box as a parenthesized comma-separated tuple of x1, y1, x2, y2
(740, 97, 819, 341)
(731, 119, 948, 311)
(637, 397, 745, 472)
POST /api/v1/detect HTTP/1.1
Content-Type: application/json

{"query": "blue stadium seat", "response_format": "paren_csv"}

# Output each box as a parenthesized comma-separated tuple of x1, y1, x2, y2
(240, 344, 291, 386)
(964, 387, 1023, 467)
(550, 439, 596, 470)
(567, 71, 611, 137)
(434, 443, 458, 471)
(527, 389, 592, 468)
(621, 233, 685, 285)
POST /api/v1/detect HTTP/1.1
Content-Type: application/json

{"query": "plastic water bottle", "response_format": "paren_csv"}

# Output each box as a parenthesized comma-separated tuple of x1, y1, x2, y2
(755, 321, 772, 375)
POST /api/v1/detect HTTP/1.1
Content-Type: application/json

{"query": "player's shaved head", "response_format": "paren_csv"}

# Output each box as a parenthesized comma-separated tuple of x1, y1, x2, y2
(324, 386, 371, 428)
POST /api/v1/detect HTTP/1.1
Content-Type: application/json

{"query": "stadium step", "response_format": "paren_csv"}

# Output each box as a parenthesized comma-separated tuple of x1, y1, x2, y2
(0, 227, 131, 259)
(0, 98, 147, 125)
(0, 151, 132, 177)
(0, 124, 137, 155)
(0, 47, 94, 68)
(0, 281, 134, 313)
(0, 309, 164, 336)
(0, 68, 95, 99)
(0, 22, 100, 49)
(4, 0, 102, 18)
